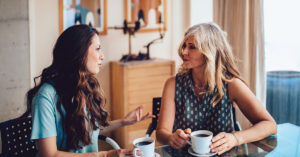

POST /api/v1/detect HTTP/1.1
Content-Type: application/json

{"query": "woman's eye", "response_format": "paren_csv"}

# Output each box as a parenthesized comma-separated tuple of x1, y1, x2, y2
(189, 45, 196, 49)
(182, 43, 186, 49)
(96, 46, 101, 51)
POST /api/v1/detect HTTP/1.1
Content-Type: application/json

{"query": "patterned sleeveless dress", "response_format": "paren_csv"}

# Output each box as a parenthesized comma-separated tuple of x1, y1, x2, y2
(173, 71, 235, 136)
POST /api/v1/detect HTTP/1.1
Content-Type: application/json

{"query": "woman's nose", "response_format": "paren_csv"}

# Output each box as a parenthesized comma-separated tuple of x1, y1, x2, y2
(182, 48, 188, 55)
(100, 52, 104, 60)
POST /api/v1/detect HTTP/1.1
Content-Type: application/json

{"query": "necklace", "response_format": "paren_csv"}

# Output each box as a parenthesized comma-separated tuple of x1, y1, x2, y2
(194, 84, 205, 97)
(194, 84, 205, 91)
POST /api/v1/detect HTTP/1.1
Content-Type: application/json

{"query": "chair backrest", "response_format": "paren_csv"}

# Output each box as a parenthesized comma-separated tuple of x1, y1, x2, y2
(98, 135, 121, 149)
(232, 105, 242, 131)
(0, 117, 37, 157)
(146, 97, 161, 137)
(145, 97, 241, 136)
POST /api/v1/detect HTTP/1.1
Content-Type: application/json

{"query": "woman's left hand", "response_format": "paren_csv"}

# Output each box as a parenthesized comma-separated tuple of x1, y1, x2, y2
(122, 105, 155, 126)
(210, 132, 239, 155)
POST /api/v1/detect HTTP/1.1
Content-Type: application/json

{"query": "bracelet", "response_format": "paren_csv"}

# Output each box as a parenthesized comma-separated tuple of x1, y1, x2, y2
(232, 133, 240, 146)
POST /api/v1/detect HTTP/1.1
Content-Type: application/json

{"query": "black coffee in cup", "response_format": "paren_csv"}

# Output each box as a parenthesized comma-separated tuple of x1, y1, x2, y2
(194, 133, 209, 137)
(135, 141, 152, 146)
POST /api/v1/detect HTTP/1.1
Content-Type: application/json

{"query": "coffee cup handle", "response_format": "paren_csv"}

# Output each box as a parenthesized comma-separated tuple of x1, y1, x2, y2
(187, 140, 192, 145)
(187, 135, 192, 145)
(133, 147, 141, 157)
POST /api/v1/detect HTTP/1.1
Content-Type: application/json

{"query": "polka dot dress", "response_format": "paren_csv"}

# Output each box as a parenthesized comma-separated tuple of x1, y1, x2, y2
(173, 71, 235, 136)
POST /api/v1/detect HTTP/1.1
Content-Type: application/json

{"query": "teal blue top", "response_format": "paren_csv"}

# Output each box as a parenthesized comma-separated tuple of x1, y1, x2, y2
(173, 71, 235, 135)
(30, 82, 100, 154)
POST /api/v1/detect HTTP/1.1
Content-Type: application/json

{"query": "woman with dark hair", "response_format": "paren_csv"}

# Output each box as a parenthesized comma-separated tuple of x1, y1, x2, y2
(25, 25, 152, 156)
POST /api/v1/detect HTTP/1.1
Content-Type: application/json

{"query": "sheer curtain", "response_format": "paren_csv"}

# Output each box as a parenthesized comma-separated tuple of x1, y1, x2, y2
(213, 0, 265, 129)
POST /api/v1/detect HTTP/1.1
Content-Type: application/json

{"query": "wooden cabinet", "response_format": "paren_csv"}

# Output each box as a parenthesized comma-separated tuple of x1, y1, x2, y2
(110, 59, 175, 148)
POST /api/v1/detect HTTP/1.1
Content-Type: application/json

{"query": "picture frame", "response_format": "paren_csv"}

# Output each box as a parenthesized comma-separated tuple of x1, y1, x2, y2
(124, 0, 167, 32)
(59, 0, 107, 35)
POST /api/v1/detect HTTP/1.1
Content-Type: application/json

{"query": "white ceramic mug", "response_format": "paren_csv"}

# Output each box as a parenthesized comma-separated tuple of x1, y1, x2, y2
(187, 130, 213, 154)
(133, 137, 155, 157)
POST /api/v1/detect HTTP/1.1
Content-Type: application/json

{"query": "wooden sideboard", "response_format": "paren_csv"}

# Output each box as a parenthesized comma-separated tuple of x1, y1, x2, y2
(110, 59, 175, 148)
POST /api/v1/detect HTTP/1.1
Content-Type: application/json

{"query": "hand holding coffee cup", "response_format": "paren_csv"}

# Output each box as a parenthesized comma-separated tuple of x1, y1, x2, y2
(168, 129, 190, 149)
(187, 130, 213, 154)
(133, 137, 155, 157)
(210, 132, 239, 155)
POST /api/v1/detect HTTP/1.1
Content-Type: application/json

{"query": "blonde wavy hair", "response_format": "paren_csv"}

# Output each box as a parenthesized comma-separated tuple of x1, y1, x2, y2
(178, 22, 244, 107)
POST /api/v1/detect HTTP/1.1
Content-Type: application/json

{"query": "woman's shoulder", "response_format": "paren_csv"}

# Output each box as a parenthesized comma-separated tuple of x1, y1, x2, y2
(36, 82, 58, 100)
(227, 78, 248, 100)
(165, 76, 175, 87)
(227, 78, 246, 89)
(32, 82, 59, 115)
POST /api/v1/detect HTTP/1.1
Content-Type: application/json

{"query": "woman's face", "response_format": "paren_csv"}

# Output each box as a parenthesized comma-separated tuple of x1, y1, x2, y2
(181, 36, 205, 69)
(86, 34, 104, 74)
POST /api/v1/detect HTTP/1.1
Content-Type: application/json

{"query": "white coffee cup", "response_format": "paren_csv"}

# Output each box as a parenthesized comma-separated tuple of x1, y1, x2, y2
(133, 137, 155, 157)
(187, 130, 213, 154)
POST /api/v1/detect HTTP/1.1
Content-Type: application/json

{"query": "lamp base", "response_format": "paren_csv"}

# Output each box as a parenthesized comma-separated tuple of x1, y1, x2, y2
(120, 52, 150, 62)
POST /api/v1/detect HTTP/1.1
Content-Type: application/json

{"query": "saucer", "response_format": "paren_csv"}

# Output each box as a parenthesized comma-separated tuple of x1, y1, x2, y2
(188, 147, 217, 157)
(155, 152, 161, 157)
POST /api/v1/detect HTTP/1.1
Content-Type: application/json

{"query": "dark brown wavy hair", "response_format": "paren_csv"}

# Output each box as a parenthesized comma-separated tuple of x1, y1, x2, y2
(21, 25, 109, 150)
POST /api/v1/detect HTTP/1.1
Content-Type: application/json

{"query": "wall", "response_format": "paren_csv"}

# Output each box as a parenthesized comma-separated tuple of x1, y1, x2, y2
(0, 0, 30, 122)
(190, 0, 213, 26)
(30, 0, 59, 85)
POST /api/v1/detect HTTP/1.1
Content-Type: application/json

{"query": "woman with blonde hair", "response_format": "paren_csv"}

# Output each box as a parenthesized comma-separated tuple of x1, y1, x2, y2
(156, 22, 277, 155)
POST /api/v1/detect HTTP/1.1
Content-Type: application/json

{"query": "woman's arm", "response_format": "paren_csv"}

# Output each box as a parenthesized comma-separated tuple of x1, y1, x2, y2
(100, 119, 123, 135)
(210, 78, 277, 155)
(156, 77, 176, 144)
(156, 77, 189, 149)
(37, 137, 140, 157)
(227, 78, 277, 144)
(100, 105, 154, 135)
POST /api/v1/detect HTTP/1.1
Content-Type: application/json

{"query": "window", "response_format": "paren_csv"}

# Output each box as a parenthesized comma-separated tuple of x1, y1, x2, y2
(264, 0, 300, 126)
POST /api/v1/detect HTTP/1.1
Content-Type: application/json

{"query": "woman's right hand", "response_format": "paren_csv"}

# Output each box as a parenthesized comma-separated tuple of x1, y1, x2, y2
(105, 149, 142, 157)
(168, 129, 190, 149)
